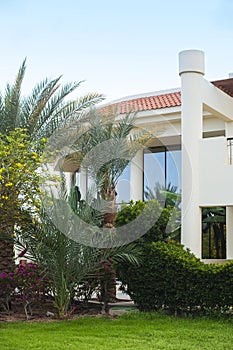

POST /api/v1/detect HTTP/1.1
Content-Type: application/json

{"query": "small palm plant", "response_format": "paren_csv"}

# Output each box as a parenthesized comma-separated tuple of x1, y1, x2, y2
(16, 181, 140, 318)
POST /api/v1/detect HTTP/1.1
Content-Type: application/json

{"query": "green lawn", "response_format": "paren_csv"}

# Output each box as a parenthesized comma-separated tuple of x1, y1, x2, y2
(0, 312, 232, 350)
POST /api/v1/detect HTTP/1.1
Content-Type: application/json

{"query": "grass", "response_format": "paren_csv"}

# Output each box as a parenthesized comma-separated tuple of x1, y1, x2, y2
(0, 312, 232, 350)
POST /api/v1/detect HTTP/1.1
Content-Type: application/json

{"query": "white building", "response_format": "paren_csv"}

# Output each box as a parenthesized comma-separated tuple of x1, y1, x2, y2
(74, 50, 233, 262)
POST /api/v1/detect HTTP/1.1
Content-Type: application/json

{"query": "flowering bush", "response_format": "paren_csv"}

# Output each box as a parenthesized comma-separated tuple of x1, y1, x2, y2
(0, 271, 15, 311)
(0, 129, 46, 237)
(15, 263, 49, 317)
(0, 263, 49, 319)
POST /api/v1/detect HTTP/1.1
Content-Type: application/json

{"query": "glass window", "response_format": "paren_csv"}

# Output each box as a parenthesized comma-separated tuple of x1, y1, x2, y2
(143, 145, 181, 201)
(144, 148, 165, 201)
(166, 148, 181, 193)
(202, 207, 226, 259)
(116, 164, 130, 204)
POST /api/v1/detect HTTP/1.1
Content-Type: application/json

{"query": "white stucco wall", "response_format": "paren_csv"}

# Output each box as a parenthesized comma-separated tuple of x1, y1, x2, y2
(199, 137, 233, 206)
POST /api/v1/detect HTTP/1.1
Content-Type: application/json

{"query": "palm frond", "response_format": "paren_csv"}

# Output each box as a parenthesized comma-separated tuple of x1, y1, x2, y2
(25, 76, 62, 134)
(19, 77, 51, 128)
(32, 81, 83, 134)
(76, 93, 105, 113)
(0, 59, 26, 133)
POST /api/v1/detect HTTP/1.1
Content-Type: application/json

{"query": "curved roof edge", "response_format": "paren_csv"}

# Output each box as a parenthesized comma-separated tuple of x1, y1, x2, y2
(99, 78, 233, 115)
(100, 87, 181, 107)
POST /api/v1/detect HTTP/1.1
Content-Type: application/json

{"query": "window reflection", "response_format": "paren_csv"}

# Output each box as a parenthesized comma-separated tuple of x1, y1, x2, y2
(202, 207, 226, 259)
(143, 145, 181, 202)
(116, 164, 130, 204)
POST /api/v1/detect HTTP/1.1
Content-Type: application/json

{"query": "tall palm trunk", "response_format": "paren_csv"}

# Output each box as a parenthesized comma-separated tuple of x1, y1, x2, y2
(102, 185, 117, 228)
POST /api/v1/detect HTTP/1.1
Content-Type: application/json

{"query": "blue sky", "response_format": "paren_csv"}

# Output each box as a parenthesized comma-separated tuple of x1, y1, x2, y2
(0, 0, 233, 103)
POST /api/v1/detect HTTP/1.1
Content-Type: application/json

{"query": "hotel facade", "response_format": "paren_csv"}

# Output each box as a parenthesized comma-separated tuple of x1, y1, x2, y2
(74, 50, 233, 261)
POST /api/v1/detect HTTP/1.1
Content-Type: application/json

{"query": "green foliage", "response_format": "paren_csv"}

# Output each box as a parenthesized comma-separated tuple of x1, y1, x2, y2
(115, 199, 180, 243)
(117, 241, 233, 314)
(71, 109, 151, 216)
(0, 59, 104, 140)
(16, 211, 103, 318)
(16, 182, 140, 318)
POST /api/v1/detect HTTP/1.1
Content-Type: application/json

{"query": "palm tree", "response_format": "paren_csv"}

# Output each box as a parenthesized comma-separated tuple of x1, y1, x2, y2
(66, 108, 150, 301)
(0, 59, 104, 140)
(73, 108, 149, 227)
(0, 59, 104, 273)
(15, 180, 140, 317)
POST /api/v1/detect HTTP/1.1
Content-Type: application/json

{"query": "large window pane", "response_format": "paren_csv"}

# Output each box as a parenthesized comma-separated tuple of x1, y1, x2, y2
(143, 146, 181, 201)
(116, 164, 130, 204)
(166, 149, 181, 193)
(144, 148, 165, 201)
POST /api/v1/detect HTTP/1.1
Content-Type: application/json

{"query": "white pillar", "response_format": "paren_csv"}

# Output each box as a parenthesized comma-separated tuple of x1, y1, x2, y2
(65, 173, 73, 194)
(226, 207, 233, 259)
(130, 149, 143, 201)
(225, 122, 233, 139)
(179, 50, 205, 258)
(76, 167, 87, 199)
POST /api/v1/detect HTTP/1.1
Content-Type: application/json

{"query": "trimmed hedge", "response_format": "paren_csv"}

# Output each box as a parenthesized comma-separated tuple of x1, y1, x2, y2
(117, 242, 233, 314)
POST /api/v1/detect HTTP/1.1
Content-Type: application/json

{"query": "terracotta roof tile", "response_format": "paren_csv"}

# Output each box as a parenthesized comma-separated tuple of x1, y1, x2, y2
(102, 92, 181, 115)
(101, 78, 233, 115)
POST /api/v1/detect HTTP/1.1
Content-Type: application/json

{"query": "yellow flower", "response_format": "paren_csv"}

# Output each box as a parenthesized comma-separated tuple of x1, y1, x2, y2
(5, 182, 13, 187)
(1, 195, 9, 200)
(31, 152, 38, 158)
(0, 168, 5, 173)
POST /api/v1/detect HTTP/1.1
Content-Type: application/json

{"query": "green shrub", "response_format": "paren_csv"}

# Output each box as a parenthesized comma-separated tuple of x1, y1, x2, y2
(117, 241, 233, 314)
(115, 200, 180, 243)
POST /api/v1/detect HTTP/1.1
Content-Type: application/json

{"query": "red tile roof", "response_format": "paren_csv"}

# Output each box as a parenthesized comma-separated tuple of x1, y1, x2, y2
(101, 78, 233, 115)
(212, 78, 233, 97)
(102, 92, 181, 115)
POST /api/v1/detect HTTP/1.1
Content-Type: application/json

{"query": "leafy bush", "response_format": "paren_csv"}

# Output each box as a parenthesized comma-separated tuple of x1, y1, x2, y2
(115, 200, 180, 244)
(117, 241, 233, 315)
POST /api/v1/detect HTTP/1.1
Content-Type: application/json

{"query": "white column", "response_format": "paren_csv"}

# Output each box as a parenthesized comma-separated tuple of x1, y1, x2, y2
(77, 167, 87, 199)
(65, 173, 73, 195)
(130, 149, 143, 201)
(179, 50, 205, 258)
(225, 122, 233, 139)
(226, 207, 233, 259)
